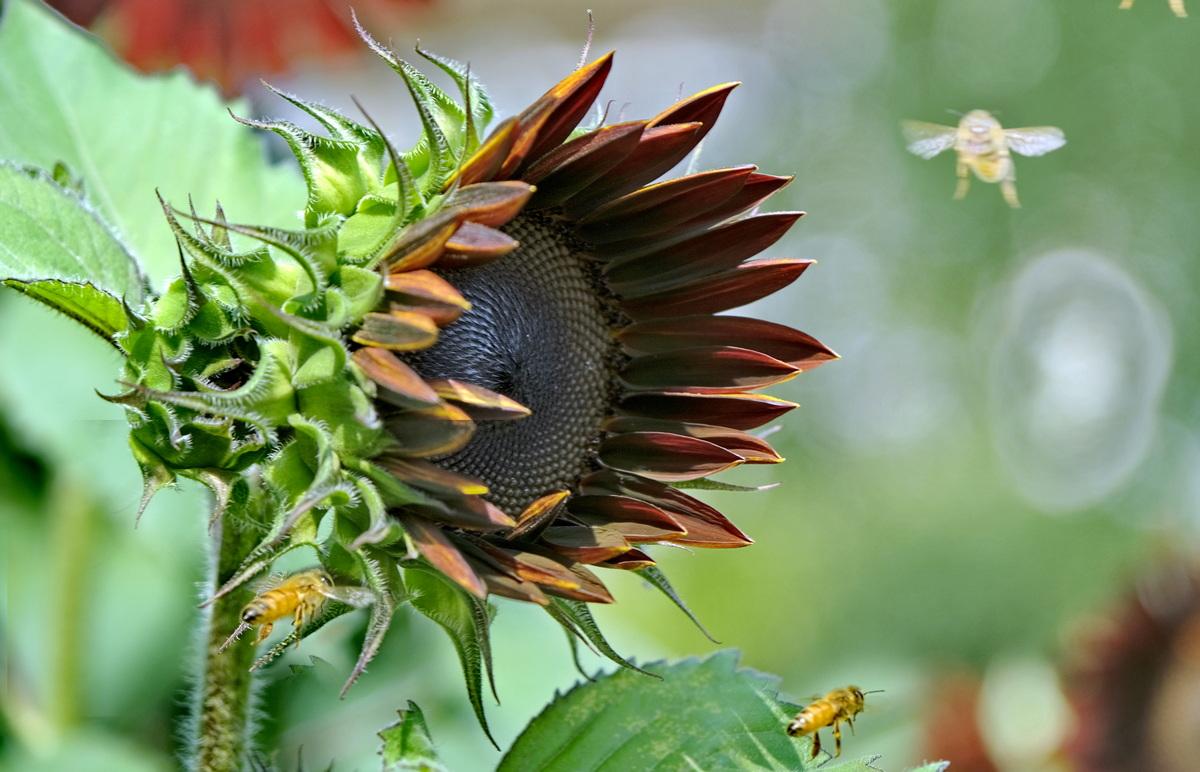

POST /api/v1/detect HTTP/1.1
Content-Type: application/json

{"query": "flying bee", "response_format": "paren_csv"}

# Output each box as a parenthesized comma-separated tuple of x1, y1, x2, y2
(1120, 0, 1187, 17)
(218, 568, 374, 652)
(786, 685, 882, 759)
(902, 110, 1066, 208)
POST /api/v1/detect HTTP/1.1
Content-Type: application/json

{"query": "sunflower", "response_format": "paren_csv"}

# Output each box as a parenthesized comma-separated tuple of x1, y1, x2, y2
(109, 16, 832, 735)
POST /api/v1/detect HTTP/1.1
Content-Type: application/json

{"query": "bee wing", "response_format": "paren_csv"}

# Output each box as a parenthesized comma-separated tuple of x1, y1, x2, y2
(1004, 126, 1066, 157)
(901, 121, 958, 159)
(319, 585, 376, 608)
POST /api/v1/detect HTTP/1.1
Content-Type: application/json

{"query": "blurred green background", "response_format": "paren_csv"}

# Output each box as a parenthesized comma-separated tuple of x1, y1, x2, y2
(2, 0, 1198, 770)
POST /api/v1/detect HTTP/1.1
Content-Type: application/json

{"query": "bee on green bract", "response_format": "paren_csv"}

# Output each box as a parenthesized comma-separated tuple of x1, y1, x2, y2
(218, 568, 373, 652)
(902, 110, 1066, 208)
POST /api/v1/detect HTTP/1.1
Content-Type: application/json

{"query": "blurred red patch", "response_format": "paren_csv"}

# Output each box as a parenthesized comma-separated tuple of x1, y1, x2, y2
(48, 0, 429, 94)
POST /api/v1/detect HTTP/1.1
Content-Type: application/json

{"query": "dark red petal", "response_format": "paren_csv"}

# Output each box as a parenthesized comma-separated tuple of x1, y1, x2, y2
(515, 52, 615, 174)
(540, 562, 615, 603)
(478, 568, 550, 605)
(413, 493, 514, 531)
(373, 455, 488, 496)
(459, 537, 583, 590)
(622, 345, 799, 393)
(603, 417, 783, 464)
(617, 391, 798, 430)
(449, 117, 518, 187)
(541, 525, 631, 564)
(385, 270, 471, 312)
(509, 489, 571, 539)
(575, 165, 756, 242)
(592, 173, 795, 261)
(579, 469, 753, 546)
(598, 431, 743, 481)
(440, 222, 519, 267)
(605, 212, 804, 294)
(524, 121, 647, 208)
(427, 378, 531, 421)
(384, 220, 458, 272)
(352, 347, 439, 407)
(667, 512, 755, 548)
(620, 259, 813, 318)
(352, 310, 439, 351)
(598, 548, 656, 570)
(444, 181, 536, 228)
(398, 514, 487, 598)
(385, 402, 475, 457)
(561, 122, 705, 215)
(648, 82, 739, 141)
(618, 315, 837, 371)
(568, 494, 686, 543)
(676, 173, 794, 232)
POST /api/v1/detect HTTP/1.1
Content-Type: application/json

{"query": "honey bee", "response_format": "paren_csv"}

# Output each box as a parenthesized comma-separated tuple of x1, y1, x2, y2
(902, 110, 1066, 208)
(1119, 0, 1187, 18)
(218, 568, 373, 652)
(786, 685, 882, 759)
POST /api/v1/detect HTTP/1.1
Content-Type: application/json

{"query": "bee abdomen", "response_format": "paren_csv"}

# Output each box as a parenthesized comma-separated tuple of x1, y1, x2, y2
(242, 600, 270, 623)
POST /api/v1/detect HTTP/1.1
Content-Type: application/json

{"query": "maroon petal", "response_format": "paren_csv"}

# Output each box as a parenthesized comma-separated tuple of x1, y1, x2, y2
(603, 417, 783, 464)
(373, 455, 488, 496)
(428, 378, 532, 421)
(599, 431, 743, 481)
(618, 315, 836, 371)
(524, 121, 647, 207)
(568, 494, 686, 543)
(541, 562, 615, 603)
(561, 122, 705, 215)
(399, 514, 487, 598)
(516, 52, 615, 173)
(605, 212, 804, 293)
(620, 259, 813, 318)
(385, 402, 475, 457)
(598, 548, 656, 570)
(541, 525, 631, 564)
(676, 173, 794, 232)
(440, 222, 519, 267)
(618, 391, 798, 430)
(450, 117, 518, 187)
(353, 348, 439, 408)
(575, 165, 756, 242)
(622, 345, 800, 393)
(460, 537, 583, 591)
(579, 469, 753, 546)
(648, 82, 739, 142)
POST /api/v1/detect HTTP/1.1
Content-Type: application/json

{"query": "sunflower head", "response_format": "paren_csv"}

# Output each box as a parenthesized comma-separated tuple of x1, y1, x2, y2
(110, 17, 834, 735)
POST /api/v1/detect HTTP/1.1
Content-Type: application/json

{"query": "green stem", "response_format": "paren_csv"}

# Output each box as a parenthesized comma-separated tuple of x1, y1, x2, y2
(192, 515, 260, 772)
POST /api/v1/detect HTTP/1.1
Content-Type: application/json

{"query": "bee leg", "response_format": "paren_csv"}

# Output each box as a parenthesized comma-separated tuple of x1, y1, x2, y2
(846, 716, 856, 735)
(810, 731, 821, 759)
(292, 604, 313, 649)
(832, 719, 843, 758)
(253, 622, 273, 644)
(953, 161, 970, 200)
(1001, 177, 1020, 208)
(1171, 0, 1186, 16)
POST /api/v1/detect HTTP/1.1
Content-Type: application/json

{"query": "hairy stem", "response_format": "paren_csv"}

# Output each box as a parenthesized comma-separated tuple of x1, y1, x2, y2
(192, 515, 260, 772)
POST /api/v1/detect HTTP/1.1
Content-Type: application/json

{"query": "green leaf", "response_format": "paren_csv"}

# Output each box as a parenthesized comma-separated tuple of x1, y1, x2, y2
(0, 162, 142, 305)
(379, 701, 446, 772)
(2, 278, 127, 342)
(0, 0, 301, 288)
(499, 650, 889, 772)
(405, 563, 498, 748)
